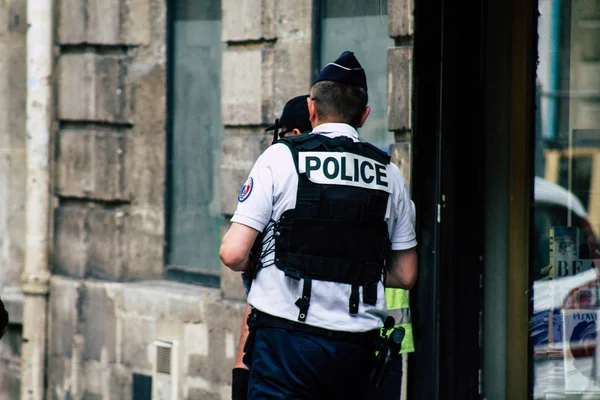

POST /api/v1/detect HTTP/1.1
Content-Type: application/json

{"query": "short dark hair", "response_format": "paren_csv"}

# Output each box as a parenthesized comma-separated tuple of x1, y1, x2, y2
(310, 81, 368, 128)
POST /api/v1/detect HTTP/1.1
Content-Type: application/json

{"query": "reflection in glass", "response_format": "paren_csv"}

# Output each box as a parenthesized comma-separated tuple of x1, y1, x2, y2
(533, 0, 600, 397)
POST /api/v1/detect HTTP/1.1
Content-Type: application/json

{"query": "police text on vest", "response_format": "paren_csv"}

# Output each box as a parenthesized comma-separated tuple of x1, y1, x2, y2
(299, 152, 392, 193)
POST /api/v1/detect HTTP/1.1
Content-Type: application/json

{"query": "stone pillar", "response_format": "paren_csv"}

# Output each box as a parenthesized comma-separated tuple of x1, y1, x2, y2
(388, 0, 414, 187)
(387, 1, 414, 399)
(53, 0, 166, 281)
(0, 0, 27, 290)
(0, 4, 28, 394)
(220, 0, 314, 300)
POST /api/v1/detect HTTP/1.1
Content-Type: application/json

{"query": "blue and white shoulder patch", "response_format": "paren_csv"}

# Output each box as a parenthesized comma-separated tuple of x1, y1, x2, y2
(238, 177, 254, 203)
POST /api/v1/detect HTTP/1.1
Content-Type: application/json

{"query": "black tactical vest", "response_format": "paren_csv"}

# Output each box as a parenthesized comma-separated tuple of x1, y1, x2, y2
(274, 133, 391, 322)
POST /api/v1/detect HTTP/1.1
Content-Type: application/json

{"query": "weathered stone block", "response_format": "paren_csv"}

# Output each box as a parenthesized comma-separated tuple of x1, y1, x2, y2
(80, 282, 117, 362)
(221, 48, 275, 125)
(56, 129, 129, 201)
(275, 0, 312, 41)
(119, 281, 219, 321)
(45, 356, 71, 399)
(109, 364, 132, 399)
(82, 392, 103, 400)
(0, 147, 26, 289)
(272, 45, 312, 117)
(390, 141, 412, 189)
(167, 295, 205, 324)
(54, 208, 141, 281)
(81, 360, 111, 395)
(0, 0, 26, 36)
(220, 263, 246, 302)
(59, 0, 151, 45)
(0, 46, 25, 147)
(388, 0, 414, 38)
(184, 323, 209, 359)
(222, 0, 276, 42)
(576, 63, 600, 90)
(53, 208, 87, 278)
(0, 354, 21, 399)
(271, 0, 313, 114)
(220, 134, 270, 215)
(184, 323, 211, 375)
(119, 283, 168, 317)
(188, 300, 245, 384)
(58, 54, 132, 123)
(124, 210, 163, 280)
(119, 315, 156, 370)
(125, 133, 164, 209)
(186, 387, 220, 400)
(0, 4, 27, 291)
(87, 209, 127, 280)
(204, 300, 245, 384)
(48, 277, 81, 358)
(128, 62, 166, 136)
(387, 47, 412, 131)
(120, 314, 156, 372)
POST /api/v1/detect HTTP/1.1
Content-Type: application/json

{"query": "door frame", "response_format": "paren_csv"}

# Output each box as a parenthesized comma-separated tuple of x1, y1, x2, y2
(506, 0, 538, 397)
(409, 0, 538, 398)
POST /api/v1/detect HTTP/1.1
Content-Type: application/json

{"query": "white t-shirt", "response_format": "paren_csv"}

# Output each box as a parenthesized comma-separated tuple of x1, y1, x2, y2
(231, 123, 417, 332)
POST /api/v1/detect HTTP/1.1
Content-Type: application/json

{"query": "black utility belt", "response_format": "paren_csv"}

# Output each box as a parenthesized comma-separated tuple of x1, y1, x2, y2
(253, 310, 380, 347)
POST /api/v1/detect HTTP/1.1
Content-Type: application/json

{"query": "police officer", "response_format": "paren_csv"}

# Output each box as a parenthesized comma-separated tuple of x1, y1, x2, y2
(231, 94, 312, 400)
(220, 51, 417, 399)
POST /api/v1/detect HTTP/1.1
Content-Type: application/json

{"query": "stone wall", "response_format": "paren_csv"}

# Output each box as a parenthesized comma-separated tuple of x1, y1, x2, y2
(388, 0, 414, 187)
(0, 0, 416, 398)
(0, 1, 27, 291)
(0, 1, 27, 398)
(46, 0, 316, 398)
(47, 276, 244, 399)
(53, 0, 166, 281)
(219, 0, 315, 300)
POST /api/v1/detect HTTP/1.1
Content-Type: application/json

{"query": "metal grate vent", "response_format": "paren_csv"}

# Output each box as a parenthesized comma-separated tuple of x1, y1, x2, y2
(156, 344, 172, 374)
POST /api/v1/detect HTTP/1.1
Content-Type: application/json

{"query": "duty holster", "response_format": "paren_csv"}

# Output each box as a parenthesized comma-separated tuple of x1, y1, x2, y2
(370, 317, 405, 388)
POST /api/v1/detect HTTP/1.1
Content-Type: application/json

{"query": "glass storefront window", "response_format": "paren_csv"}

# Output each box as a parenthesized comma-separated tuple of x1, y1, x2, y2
(167, 1, 224, 274)
(319, 0, 394, 151)
(532, 0, 600, 397)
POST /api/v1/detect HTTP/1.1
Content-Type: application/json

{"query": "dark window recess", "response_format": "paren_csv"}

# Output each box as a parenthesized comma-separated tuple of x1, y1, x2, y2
(166, 0, 224, 275)
(132, 374, 152, 400)
(323, 0, 387, 18)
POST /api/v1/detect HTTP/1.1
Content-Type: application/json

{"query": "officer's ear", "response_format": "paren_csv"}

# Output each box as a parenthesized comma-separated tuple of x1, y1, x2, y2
(290, 128, 302, 136)
(357, 106, 371, 128)
(307, 97, 318, 126)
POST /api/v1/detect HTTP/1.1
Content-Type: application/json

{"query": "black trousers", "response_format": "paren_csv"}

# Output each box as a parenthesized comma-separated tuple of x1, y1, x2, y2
(371, 354, 403, 400)
(244, 327, 376, 400)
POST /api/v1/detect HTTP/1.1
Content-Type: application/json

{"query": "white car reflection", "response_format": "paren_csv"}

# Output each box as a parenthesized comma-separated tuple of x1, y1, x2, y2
(532, 177, 600, 398)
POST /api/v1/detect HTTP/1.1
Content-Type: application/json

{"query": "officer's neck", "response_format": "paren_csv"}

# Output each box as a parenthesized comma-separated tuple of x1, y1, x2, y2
(312, 119, 356, 130)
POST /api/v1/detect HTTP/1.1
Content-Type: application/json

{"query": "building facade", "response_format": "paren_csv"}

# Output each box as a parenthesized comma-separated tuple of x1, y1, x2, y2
(2, 0, 600, 399)
(0, 1, 414, 399)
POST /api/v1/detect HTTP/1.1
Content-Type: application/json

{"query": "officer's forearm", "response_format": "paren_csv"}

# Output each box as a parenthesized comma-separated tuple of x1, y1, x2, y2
(234, 304, 252, 369)
(385, 248, 418, 289)
(220, 223, 260, 271)
(224, 253, 251, 272)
